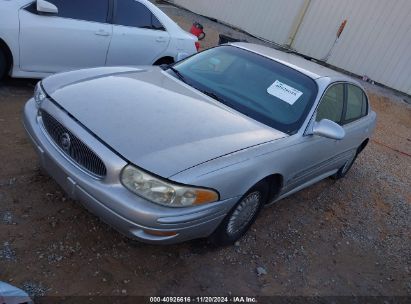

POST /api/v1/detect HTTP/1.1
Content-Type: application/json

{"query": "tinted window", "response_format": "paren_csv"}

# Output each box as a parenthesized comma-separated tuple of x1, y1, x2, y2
(24, 2, 38, 14)
(172, 46, 318, 135)
(48, 0, 109, 23)
(115, 0, 164, 30)
(316, 84, 344, 124)
(151, 14, 165, 30)
(345, 84, 368, 122)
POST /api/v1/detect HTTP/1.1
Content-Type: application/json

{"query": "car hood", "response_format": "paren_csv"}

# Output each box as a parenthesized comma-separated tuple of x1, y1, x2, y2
(42, 67, 287, 178)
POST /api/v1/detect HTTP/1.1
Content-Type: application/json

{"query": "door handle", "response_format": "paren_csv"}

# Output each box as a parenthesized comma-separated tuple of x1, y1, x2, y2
(95, 30, 110, 37)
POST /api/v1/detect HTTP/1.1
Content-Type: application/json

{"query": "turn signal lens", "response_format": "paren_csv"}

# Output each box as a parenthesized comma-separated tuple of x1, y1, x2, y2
(193, 189, 219, 205)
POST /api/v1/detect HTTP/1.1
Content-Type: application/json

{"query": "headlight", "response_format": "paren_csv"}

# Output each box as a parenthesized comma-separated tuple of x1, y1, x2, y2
(121, 165, 219, 207)
(34, 82, 47, 108)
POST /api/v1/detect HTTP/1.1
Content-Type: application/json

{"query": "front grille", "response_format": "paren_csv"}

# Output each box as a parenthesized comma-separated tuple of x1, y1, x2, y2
(40, 110, 107, 178)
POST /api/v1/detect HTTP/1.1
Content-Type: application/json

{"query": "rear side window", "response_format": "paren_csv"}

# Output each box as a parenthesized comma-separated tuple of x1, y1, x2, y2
(115, 0, 165, 30)
(316, 84, 344, 124)
(345, 84, 368, 122)
(151, 14, 165, 30)
(48, 0, 109, 23)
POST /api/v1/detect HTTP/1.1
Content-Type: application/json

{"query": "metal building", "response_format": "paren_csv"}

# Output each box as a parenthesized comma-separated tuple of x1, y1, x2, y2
(168, 0, 411, 95)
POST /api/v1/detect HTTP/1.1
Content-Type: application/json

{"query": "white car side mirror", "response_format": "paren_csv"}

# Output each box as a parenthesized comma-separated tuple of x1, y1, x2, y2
(37, 0, 58, 14)
(312, 119, 345, 140)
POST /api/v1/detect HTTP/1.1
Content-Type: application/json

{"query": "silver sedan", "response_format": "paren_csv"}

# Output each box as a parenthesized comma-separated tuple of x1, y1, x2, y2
(23, 43, 376, 245)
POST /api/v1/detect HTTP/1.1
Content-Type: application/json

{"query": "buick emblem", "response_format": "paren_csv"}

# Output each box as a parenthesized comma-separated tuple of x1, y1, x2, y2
(60, 133, 71, 152)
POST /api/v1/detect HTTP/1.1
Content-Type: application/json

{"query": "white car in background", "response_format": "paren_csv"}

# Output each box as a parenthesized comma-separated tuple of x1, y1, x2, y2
(0, 0, 198, 79)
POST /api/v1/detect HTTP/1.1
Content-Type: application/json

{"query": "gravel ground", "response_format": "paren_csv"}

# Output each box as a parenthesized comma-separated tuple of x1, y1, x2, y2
(0, 2, 410, 299)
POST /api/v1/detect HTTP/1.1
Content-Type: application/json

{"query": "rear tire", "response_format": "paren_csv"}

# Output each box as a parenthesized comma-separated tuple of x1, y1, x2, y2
(209, 181, 269, 246)
(331, 149, 358, 180)
(0, 50, 7, 80)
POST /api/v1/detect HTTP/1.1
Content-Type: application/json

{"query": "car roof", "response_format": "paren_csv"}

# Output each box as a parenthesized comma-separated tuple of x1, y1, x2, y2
(231, 42, 359, 84)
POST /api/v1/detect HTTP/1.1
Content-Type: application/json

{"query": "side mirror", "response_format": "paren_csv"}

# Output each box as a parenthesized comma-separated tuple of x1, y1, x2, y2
(312, 119, 345, 140)
(37, 0, 58, 14)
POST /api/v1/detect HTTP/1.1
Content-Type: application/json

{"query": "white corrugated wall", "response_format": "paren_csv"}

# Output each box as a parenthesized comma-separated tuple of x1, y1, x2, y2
(167, 0, 305, 45)
(168, 0, 411, 95)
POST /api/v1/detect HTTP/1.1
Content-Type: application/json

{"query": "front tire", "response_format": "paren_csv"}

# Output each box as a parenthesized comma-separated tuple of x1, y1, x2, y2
(210, 182, 268, 246)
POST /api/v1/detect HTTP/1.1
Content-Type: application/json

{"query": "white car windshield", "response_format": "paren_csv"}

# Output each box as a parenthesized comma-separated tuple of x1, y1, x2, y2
(172, 46, 318, 134)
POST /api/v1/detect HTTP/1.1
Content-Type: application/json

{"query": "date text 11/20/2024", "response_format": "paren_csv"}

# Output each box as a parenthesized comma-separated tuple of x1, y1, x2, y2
(150, 297, 258, 303)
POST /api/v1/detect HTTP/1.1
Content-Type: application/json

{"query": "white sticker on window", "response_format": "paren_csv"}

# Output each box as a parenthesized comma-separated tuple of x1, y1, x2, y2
(267, 80, 303, 105)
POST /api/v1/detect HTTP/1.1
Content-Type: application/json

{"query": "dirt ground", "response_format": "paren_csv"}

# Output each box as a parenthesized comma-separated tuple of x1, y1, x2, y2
(1, 3, 411, 300)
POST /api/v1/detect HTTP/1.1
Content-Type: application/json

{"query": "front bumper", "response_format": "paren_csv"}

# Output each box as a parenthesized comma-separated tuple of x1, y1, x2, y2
(23, 98, 239, 244)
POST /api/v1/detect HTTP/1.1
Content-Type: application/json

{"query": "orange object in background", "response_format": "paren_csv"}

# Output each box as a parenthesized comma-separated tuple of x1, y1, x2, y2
(337, 19, 347, 38)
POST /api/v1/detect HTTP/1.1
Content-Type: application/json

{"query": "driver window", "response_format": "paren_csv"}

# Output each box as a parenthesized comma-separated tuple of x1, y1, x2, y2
(316, 84, 344, 125)
(47, 0, 109, 23)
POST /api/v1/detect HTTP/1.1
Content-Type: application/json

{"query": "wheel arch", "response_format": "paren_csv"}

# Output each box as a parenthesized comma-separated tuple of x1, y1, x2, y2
(358, 138, 369, 154)
(252, 173, 284, 204)
(153, 56, 175, 66)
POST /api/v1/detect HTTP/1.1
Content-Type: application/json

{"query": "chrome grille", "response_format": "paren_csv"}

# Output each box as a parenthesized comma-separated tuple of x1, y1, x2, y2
(40, 110, 107, 178)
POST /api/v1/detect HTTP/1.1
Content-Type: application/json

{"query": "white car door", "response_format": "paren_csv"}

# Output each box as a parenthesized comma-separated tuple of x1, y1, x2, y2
(106, 0, 170, 66)
(19, 0, 112, 73)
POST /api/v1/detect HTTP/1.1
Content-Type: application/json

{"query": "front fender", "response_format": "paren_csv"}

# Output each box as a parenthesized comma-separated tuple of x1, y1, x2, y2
(170, 137, 293, 200)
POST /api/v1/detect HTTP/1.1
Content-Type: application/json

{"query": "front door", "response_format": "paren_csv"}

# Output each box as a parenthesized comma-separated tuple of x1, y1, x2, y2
(284, 83, 350, 192)
(19, 0, 112, 73)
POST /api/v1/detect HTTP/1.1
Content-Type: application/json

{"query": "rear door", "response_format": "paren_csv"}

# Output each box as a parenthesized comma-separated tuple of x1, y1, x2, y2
(106, 0, 170, 66)
(339, 84, 370, 152)
(19, 0, 112, 73)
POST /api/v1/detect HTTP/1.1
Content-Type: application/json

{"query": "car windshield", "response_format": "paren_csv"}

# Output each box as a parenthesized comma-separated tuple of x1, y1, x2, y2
(171, 46, 318, 134)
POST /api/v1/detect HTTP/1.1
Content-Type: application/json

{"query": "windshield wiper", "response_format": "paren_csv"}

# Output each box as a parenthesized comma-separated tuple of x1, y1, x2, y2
(199, 89, 226, 103)
(168, 66, 187, 84)
(164, 66, 224, 104)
